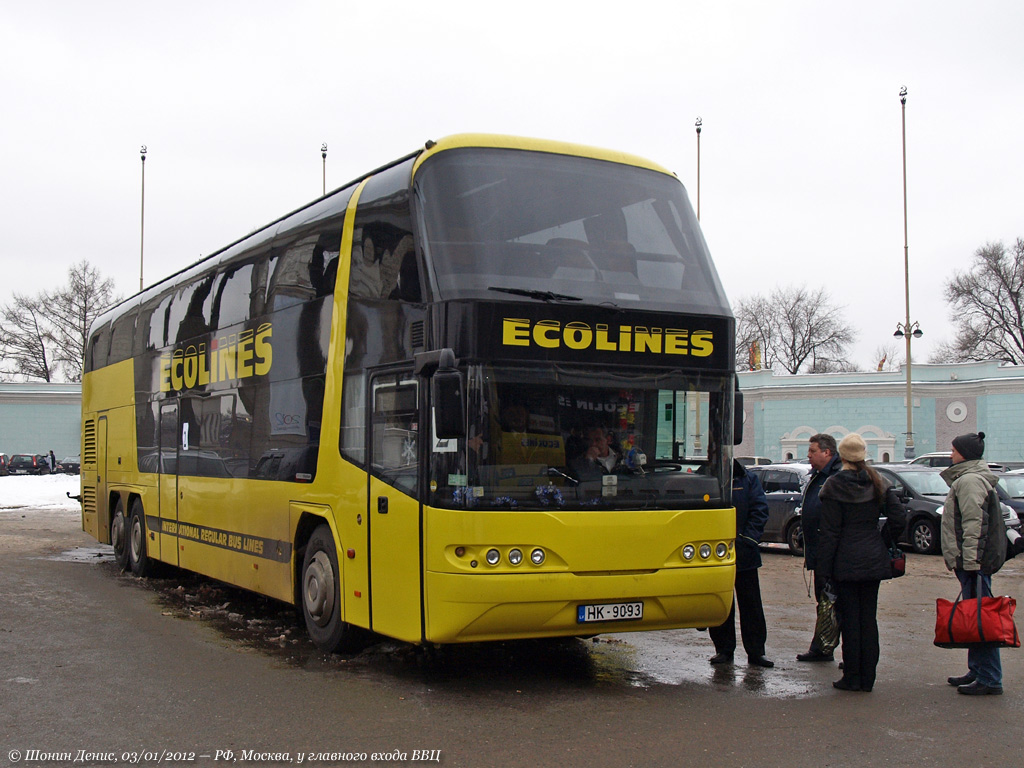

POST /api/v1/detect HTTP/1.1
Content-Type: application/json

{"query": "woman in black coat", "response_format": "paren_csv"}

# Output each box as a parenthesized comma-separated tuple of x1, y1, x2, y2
(817, 433, 906, 692)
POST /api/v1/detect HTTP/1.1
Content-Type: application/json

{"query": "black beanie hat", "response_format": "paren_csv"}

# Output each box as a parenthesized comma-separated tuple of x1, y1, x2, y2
(952, 432, 985, 462)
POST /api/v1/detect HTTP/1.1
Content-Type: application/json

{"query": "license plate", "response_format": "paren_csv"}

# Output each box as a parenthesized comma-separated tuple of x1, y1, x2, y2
(577, 601, 643, 623)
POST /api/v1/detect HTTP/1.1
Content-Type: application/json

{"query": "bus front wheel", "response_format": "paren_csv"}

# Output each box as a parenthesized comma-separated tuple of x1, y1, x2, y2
(111, 498, 130, 570)
(127, 499, 153, 577)
(301, 525, 363, 653)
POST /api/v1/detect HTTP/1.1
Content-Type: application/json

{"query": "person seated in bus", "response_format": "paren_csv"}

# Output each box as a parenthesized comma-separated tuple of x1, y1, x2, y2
(350, 232, 382, 299)
(571, 425, 624, 479)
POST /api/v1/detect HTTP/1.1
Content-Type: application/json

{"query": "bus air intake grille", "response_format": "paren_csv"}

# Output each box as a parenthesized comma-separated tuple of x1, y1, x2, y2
(410, 321, 425, 349)
(82, 485, 96, 518)
(83, 420, 97, 464)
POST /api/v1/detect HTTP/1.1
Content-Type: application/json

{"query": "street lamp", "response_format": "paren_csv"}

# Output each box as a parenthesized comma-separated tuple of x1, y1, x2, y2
(321, 143, 328, 196)
(895, 86, 920, 459)
(140, 145, 147, 292)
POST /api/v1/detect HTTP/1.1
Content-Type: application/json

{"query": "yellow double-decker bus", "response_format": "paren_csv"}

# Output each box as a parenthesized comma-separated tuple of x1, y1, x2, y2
(81, 134, 741, 651)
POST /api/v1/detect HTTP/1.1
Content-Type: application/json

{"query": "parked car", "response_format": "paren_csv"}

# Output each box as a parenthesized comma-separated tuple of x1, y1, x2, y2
(736, 456, 772, 467)
(994, 473, 1024, 531)
(908, 452, 953, 469)
(8, 453, 52, 475)
(874, 464, 953, 554)
(909, 452, 1007, 472)
(57, 455, 81, 474)
(748, 463, 811, 555)
(0, 453, 9, 476)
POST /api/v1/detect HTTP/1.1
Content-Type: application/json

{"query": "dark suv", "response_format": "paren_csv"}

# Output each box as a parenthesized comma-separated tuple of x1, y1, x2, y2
(8, 454, 52, 475)
(748, 463, 810, 555)
(874, 465, 950, 554)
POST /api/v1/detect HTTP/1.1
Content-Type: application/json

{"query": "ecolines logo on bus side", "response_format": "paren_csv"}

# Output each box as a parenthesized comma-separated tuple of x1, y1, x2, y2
(502, 317, 713, 356)
(160, 323, 273, 393)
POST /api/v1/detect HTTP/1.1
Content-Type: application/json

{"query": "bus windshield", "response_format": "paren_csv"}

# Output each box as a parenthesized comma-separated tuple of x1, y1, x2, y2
(429, 365, 732, 511)
(415, 148, 730, 315)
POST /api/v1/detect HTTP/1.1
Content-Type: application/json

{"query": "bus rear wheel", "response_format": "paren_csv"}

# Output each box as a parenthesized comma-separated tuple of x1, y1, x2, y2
(127, 499, 153, 577)
(301, 525, 364, 653)
(111, 498, 130, 570)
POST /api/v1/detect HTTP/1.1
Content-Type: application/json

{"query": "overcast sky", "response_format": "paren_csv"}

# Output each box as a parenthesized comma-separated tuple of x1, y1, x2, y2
(2, 0, 1021, 371)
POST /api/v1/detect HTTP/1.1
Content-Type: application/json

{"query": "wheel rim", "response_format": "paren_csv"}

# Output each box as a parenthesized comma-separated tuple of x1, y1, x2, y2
(111, 511, 126, 556)
(129, 515, 144, 563)
(913, 523, 933, 552)
(303, 550, 336, 628)
(788, 523, 803, 552)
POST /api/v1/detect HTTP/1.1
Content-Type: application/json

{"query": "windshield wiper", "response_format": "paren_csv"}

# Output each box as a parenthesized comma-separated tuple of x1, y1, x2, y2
(488, 287, 583, 302)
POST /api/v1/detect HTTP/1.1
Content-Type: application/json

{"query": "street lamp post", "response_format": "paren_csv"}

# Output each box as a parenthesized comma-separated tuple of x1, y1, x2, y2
(693, 117, 702, 453)
(321, 143, 328, 196)
(694, 117, 701, 221)
(140, 145, 147, 292)
(893, 86, 922, 459)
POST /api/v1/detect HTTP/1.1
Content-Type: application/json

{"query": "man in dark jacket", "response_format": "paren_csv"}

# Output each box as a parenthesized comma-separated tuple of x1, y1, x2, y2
(797, 433, 842, 662)
(709, 461, 773, 668)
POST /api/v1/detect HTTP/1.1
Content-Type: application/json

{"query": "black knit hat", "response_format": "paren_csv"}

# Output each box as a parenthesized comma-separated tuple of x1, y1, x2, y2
(952, 432, 986, 462)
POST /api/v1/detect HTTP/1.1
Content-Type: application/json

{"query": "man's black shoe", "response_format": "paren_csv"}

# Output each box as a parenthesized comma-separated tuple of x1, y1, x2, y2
(796, 650, 834, 662)
(748, 655, 774, 668)
(947, 673, 976, 687)
(832, 678, 861, 691)
(958, 680, 1003, 696)
(709, 653, 733, 665)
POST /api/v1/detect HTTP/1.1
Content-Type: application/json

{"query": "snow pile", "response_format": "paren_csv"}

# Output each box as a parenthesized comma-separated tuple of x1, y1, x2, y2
(0, 473, 82, 513)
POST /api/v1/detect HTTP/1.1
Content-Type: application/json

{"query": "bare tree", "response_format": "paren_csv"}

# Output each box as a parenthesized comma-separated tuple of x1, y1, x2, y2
(0, 261, 120, 382)
(46, 261, 119, 382)
(943, 239, 1024, 364)
(0, 293, 54, 381)
(735, 285, 857, 374)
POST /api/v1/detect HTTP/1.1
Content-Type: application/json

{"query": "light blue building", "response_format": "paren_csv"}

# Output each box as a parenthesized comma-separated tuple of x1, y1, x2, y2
(737, 361, 1024, 465)
(0, 382, 82, 460)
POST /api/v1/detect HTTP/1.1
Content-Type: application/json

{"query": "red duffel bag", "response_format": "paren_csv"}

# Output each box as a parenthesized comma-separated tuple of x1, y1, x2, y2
(934, 577, 1020, 649)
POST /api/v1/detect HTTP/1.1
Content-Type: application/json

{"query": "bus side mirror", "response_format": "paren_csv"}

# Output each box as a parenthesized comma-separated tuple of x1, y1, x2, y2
(432, 349, 465, 439)
(733, 391, 744, 445)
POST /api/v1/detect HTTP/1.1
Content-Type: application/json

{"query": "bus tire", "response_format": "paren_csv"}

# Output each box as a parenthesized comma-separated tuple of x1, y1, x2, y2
(127, 499, 153, 577)
(301, 525, 361, 653)
(111, 498, 130, 570)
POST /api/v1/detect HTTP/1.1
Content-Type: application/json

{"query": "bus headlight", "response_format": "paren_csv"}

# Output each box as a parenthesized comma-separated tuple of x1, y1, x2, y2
(699, 543, 712, 560)
(716, 542, 728, 559)
(486, 549, 501, 566)
(508, 548, 523, 565)
(682, 545, 695, 561)
(530, 548, 545, 565)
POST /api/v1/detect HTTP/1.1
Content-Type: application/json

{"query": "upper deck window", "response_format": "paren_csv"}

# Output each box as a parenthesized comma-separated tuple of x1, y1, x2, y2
(414, 148, 730, 315)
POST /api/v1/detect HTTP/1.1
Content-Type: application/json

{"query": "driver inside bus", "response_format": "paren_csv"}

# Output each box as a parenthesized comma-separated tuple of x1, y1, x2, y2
(571, 425, 624, 479)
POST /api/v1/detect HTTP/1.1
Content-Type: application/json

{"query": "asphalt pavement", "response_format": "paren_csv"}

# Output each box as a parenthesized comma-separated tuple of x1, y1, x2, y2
(2, 506, 1022, 768)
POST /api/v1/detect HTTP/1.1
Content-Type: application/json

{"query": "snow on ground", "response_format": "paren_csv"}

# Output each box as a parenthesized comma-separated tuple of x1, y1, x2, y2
(0, 473, 82, 515)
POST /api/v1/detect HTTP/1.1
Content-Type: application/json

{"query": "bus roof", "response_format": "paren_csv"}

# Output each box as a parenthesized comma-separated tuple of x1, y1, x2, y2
(412, 133, 675, 179)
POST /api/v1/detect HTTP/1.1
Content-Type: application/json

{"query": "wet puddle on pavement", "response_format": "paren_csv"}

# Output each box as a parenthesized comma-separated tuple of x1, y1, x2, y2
(60, 550, 821, 698)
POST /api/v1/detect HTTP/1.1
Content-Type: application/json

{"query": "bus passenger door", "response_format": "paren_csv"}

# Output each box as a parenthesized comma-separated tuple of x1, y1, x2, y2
(367, 373, 423, 643)
(158, 402, 179, 566)
(96, 416, 108, 540)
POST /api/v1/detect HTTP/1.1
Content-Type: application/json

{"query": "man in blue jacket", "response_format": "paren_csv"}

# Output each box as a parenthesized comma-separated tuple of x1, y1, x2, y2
(710, 460, 773, 668)
(797, 433, 843, 662)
